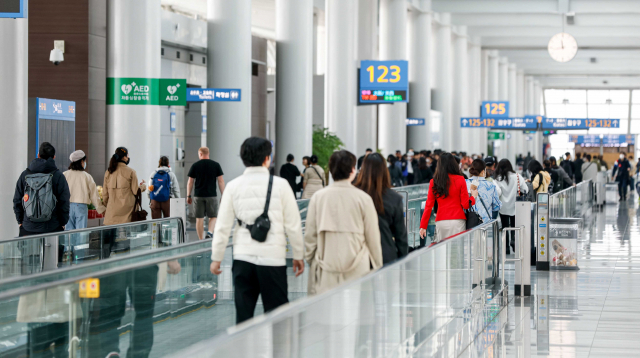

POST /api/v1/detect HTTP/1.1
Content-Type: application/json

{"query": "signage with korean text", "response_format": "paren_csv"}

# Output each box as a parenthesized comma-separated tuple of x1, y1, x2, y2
(406, 118, 425, 126)
(570, 134, 635, 147)
(107, 78, 187, 106)
(481, 101, 509, 119)
(541, 118, 620, 129)
(359, 60, 409, 104)
(186, 88, 242, 102)
(461, 117, 537, 129)
(488, 131, 505, 140)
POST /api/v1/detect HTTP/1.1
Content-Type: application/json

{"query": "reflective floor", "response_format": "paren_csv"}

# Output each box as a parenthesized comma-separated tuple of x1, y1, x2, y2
(468, 194, 640, 358)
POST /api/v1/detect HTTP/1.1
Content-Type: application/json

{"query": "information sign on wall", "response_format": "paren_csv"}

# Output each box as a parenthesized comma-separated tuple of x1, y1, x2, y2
(406, 118, 425, 126)
(488, 131, 505, 140)
(570, 134, 635, 147)
(186, 88, 242, 102)
(481, 101, 509, 118)
(0, 0, 25, 18)
(107, 78, 186, 106)
(359, 60, 409, 104)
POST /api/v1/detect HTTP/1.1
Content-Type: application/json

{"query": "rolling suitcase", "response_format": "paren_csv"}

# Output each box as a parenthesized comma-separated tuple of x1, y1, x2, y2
(605, 183, 618, 204)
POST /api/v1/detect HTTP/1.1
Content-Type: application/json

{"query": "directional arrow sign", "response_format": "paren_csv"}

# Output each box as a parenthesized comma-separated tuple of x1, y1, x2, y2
(541, 118, 620, 129)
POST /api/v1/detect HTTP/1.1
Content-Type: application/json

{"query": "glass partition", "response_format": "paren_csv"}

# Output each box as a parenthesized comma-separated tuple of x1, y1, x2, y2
(549, 180, 594, 218)
(0, 217, 184, 280)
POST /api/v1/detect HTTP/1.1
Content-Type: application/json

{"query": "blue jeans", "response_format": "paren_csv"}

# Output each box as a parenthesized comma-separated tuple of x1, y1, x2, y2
(66, 203, 88, 230)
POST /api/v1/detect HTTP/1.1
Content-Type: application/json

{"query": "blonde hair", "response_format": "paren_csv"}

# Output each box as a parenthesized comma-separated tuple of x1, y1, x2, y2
(198, 147, 209, 156)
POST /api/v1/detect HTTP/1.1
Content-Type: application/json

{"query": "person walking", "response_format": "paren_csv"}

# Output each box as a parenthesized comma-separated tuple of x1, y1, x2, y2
(305, 150, 383, 295)
(581, 154, 598, 184)
(301, 155, 325, 199)
(387, 155, 404, 187)
(612, 152, 631, 201)
(103, 147, 147, 225)
(561, 152, 575, 180)
(13, 142, 70, 237)
(550, 156, 574, 190)
(529, 160, 551, 194)
(494, 159, 528, 254)
(148, 156, 180, 219)
(279, 153, 302, 197)
(357, 148, 373, 170)
(419, 153, 479, 243)
(64, 150, 106, 230)
(543, 160, 559, 193)
(355, 153, 407, 265)
(187, 147, 225, 239)
(209, 137, 304, 324)
(416, 157, 434, 184)
(466, 159, 502, 224)
(574, 153, 584, 184)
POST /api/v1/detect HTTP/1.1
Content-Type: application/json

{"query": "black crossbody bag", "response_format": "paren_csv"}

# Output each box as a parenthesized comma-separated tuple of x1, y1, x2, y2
(237, 175, 273, 242)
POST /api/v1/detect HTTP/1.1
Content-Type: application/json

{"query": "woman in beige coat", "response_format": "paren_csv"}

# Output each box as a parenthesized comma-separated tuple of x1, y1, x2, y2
(304, 150, 383, 295)
(103, 147, 146, 225)
(301, 155, 325, 199)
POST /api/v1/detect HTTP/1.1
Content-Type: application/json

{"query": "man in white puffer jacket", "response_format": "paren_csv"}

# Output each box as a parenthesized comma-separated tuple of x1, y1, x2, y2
(210, 137, 304, 324)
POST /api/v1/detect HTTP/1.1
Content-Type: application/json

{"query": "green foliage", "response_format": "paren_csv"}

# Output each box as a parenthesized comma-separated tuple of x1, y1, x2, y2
(312, 125, 344, 172)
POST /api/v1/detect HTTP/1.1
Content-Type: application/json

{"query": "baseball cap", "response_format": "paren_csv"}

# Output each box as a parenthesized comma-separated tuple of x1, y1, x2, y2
(484, 156, 495, 166)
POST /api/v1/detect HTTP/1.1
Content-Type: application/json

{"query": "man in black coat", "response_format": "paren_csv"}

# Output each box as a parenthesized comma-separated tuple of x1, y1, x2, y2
(13, 142, 70, 236)
(574, 153, 584, 184)
(613, 152, 632, 201)
(561, 152, 574, 180)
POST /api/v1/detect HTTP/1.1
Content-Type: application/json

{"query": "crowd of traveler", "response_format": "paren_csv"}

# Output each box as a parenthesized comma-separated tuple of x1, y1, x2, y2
(9, 138, 634, 355)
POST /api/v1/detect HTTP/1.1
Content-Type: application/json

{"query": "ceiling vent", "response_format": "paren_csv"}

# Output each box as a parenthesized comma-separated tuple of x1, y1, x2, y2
(590, 57, 597, 63)
(566, 12, 575, 25)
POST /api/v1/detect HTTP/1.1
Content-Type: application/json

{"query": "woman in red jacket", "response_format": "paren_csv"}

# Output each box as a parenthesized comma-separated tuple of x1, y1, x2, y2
(419, 153, 478, 242)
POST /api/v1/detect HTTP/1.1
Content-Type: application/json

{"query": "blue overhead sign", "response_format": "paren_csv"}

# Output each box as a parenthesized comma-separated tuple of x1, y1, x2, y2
(542, 118, 620, 129)
(406, 118, 425, 126)
(186, 88, 241, 102)
(359, 60, 409, 104)
(37, 98, 76, 121)
(481, 101, 509, 119)
(0, 0, 26, 18)
(460, 117, 537, 129)
(570, 134, 634, 146)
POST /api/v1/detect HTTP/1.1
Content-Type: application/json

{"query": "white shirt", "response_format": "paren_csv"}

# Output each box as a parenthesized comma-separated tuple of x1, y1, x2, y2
(494, 172, 528, 216)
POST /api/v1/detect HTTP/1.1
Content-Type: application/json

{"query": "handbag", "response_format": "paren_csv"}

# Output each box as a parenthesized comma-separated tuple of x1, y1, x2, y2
(131, 188, 148, 222)
(516, 174, 529, 202)
(237, 175, 273, 243)
(464, 198, 483, 230)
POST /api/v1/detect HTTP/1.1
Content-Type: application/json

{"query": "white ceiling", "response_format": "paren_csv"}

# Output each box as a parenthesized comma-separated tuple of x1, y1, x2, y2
(435, 0, 640, 88)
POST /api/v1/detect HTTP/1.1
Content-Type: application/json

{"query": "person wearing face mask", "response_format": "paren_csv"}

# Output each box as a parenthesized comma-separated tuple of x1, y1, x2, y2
(103, 147, 147, 225)
(63, 150, 106, 230)
(612, 152, 632, 201)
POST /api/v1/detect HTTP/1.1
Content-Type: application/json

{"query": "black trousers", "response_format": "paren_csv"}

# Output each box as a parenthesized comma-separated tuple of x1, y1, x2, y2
(500, 214, 516, 251)
(232, 260, 288, 324)
(619, 177, 629, 198)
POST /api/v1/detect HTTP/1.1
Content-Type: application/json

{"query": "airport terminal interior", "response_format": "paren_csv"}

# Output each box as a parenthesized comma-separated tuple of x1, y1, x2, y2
(2, 0, 640, 357)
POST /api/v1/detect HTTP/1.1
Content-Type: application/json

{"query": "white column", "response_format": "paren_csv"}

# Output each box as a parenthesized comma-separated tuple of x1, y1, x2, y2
(480, 49, 490, 155)
(378, 0, 408, 154)
(534, 80, 543, 160)
(0, 17, 28, 233)
(275, 0, 314, 172)
(487, 50, 500, 101)
(498, 57, 509, 101)
(525, 76, 535, 157)
(433, 13, 453, 151)
(108, 0, 161, 214)
(207, 0, 252, 180)
(452, 26, 468, 153)
(407, 0, 432, 151)
(355, 0, 378, 155)
(507, 63, 518, 163)
(516, 70, 526, 162)
(325, 0, 358, 153)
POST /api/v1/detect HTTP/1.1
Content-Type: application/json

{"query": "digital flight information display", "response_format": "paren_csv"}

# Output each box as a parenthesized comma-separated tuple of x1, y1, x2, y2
(359, 60, 409, 104)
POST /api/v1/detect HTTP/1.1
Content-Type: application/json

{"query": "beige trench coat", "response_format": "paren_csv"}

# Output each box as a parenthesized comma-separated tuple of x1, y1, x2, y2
(301, 165, 325, 199)
(103, 163, 146, 225)
(304, 180, 383, 295)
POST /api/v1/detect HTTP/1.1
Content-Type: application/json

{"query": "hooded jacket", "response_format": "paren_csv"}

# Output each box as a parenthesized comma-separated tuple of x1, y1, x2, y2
(13, 158, 70, 233)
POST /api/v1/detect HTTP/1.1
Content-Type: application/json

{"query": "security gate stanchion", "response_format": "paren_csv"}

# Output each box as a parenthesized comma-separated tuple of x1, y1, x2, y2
(501, 226, 524, 297)
(515, 202, 532, 296)
(536, 193, 550, 271)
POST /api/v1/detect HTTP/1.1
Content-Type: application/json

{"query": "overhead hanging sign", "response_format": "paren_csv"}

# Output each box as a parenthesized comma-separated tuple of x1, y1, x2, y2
(406, 118, 425, 126)
(481, 101, 509, 119)
(186, 88, 242, 102)
(359, 60, 409, 104)
(460, 117, 537, 129)
(0, 0, 26, 18)
(107, 78, 186, 106)
(570, 134, 635, 146)
(541, 118, 620, 129)
(488, 131, 505, 140)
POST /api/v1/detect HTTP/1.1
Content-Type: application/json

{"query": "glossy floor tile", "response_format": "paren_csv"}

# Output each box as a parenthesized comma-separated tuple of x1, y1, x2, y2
(468, 195, 640, 358)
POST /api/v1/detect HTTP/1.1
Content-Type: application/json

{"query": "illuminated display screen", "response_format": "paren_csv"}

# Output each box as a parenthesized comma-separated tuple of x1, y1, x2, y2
(359, 60, 409, 104)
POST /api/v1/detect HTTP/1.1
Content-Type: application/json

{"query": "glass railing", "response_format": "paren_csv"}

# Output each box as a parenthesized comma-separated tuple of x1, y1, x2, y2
(0, 217, 184, 279)
(549, 179, 594, 218)
(169, 221, 504, 358)
(392, 184, 430, 248)
(0, 220, 503, 358)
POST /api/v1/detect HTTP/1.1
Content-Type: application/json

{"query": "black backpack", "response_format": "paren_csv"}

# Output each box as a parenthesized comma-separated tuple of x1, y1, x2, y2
(22, 170, 57, 223)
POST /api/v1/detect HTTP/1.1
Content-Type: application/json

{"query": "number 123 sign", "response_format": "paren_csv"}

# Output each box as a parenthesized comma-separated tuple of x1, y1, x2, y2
(359, 60, 409, 104)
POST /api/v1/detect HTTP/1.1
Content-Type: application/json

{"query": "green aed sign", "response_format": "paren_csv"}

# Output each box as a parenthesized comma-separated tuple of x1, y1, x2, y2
(488, 131, 505, 140)
(107, 78, 186, 106)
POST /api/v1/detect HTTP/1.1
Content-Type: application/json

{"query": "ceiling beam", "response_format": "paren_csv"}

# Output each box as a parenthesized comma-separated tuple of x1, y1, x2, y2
(452, 13, 640, 27)
(481, 37, 640, 49)
(433, 0, 640, 14)
(470, 26, 640, 37)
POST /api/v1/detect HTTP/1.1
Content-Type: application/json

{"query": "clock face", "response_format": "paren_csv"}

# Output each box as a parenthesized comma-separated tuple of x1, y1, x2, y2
(548, 32, 578, 63)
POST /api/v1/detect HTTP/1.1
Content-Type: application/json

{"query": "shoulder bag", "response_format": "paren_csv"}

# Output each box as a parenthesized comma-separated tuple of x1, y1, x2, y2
(464, 198, 483, 230)
(516, 174, 529, 201)
(310, 166, 325, 187)
(131, 188, 148, 222)
(237, 175, 273, 242)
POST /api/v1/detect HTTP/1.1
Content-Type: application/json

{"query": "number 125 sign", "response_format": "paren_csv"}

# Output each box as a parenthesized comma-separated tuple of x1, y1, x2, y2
(481, 101, 509, 119)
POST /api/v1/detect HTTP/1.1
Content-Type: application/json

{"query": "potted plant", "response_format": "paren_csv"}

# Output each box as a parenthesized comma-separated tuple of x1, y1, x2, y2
(88, 203, 97, 219)
(312, 125, 344, 182)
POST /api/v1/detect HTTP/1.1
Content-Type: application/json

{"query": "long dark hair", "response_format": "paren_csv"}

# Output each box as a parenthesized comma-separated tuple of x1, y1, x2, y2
(432, 153, 462, 198)
(528, 159, 544, 176)
(495, 159, 515, 184)
(355, 153, 390, 215)
(108, 147, 129, 174)
(418, 157, 428, 170)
